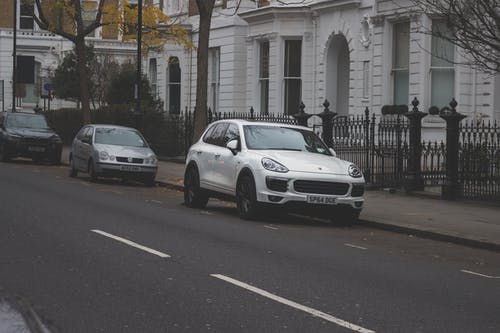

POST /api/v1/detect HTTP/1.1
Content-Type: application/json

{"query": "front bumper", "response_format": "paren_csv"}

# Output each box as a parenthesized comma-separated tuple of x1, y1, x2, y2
(4, 139, 62, 160)
(253, 168, 365, 210)
(96, 161, 157, 178)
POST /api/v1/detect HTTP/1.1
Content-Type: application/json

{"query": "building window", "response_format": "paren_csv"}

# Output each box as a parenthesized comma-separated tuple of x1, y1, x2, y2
(283, 39, 301, 115)
(82, 1, 98, 37)
(259, 40, 269, 115)
(20, 0, 34, 30)
(124, 3, 138, 38)
(167, 57, 181, 114)
(24, 61, 41, 104)
(431, 20, 455, 109)
(392, 22, 410, 105)
(149, 58, 158, 98)
(363, 61, 370, 98)
(208, 47, 220, 114)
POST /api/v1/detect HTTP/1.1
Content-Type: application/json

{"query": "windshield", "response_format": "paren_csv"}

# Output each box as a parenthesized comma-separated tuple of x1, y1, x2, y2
(5, 114, 50, 130)
(94, 128, 148, 147)
(243, 125, 331, 155)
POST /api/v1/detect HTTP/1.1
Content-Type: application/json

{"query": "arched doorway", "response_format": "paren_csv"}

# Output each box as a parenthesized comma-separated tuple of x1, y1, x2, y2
(325, 34, 350, 116)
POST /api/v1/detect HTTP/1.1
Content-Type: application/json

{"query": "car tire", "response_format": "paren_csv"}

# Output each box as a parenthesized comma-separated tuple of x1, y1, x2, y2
(0, 143, 10, 162)
(184, 165, 208, 208)
(88, 160, 98, 182)
(236, 175, 260, 220)
(69, 155, 78, 178)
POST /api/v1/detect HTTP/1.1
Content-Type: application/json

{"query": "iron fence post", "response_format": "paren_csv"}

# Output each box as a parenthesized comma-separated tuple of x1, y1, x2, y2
(363, 107, 371, 182)
(440, 98, 467, 200)
(292, 101, 311, 127)
(318, 100, 337, 148)
(404, 97, 427, 192)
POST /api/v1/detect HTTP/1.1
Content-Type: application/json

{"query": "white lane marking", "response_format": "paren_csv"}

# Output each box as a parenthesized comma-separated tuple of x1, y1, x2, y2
(344, 243, 367, 250)
(211, 274, 375, 333)
(91, 229, 170, 258)
(264, 225, 279, 230)
(460, 269, 500, 279)
(148, 200, 163, 204)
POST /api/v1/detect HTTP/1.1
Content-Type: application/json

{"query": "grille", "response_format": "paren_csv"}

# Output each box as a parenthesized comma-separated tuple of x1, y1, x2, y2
(351, 184, 365, 197)
(116, 157, 144, 164)
(266, 177, 288, 192)
(293, 180, 349, 195)
(22, 137, 49, 144)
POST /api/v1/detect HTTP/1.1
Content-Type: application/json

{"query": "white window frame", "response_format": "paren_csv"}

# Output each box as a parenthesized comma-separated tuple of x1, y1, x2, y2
(259, 40, 270, 115)
(149, 58, 158, 98)
(283, 38, 302, 115)
(430, 19, 455, 109)
(392, 21, 410, 105)
(167, 57, 181, 114)
(208, 47, 220, 114)
(20, 0, 34, 30)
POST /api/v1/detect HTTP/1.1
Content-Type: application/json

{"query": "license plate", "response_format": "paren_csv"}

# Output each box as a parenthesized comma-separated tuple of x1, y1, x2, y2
(121, 165, 141, 172)
(307, 195, 337, 205)
(28, 146, 45, 152)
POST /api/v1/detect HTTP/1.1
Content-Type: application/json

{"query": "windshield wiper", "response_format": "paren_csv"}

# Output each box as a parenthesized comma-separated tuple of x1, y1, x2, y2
(263, 148, 303, 151)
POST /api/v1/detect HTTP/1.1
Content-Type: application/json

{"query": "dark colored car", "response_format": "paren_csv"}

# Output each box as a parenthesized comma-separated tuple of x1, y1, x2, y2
(0, 112, 63, 164)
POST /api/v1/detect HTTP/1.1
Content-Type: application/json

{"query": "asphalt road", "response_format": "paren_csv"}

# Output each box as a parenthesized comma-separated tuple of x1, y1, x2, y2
(1, 160, 499, 333)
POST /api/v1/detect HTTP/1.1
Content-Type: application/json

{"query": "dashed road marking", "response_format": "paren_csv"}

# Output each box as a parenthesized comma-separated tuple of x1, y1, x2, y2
(91, 229, 170, 258)
(148, 199, 163, 204)
(211, 274, 375, 333)
(264, 225, 279, 230)
(460, 269, 500, 279)
(344, 243, 367, 250)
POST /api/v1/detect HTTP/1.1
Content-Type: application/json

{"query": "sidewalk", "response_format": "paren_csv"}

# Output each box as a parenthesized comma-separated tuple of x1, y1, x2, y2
(62, 147, 500, 252)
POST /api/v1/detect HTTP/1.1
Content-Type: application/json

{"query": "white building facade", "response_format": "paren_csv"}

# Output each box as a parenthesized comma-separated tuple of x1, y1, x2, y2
(1, 0, 499, 130)
(154, 0, 500, 133)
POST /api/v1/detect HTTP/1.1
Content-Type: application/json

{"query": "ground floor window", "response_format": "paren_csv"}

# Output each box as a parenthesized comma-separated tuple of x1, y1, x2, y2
(283, 39, 301, 115)
(167, 57, 181, 114)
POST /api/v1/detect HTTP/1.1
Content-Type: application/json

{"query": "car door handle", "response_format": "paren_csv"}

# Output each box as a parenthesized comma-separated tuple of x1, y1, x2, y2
(196, 151, 202, 155)
(214, 154, 221, 159)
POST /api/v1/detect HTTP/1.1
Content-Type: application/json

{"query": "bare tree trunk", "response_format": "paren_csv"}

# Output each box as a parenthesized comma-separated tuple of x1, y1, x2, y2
(75, 38, 91, 124)
(193, 0, 215, 142)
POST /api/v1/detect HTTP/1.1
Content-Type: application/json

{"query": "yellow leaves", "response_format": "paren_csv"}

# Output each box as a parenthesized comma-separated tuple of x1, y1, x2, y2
(118, 0, 194, 56)
(39, 0, 193, 55)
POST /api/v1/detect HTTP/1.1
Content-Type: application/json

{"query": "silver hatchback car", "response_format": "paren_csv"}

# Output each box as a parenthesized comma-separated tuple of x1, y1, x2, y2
(69, 125, 158, 185)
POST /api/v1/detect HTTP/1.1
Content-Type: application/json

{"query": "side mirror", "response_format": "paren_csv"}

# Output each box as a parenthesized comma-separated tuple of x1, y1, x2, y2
(329, 148, 337, 157)
(226, 139, 239, 155)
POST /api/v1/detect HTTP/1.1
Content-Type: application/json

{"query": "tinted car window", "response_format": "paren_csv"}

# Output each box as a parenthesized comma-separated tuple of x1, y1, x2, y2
(222, 123, 240, 146)
(208, 123, 229, 147)
(5, 114, 50, 130)
(94, 127, 147, 147)
(202, 124, 217, 144)
(76, 127, 87, 140)
(243, 125, 331, 155)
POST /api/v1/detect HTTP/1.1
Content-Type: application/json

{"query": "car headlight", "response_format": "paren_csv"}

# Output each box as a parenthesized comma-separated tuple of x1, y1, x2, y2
(5, 133, 22, 141)
(262, 158, 289, 173)
(50, 135, 62, 142)
(99, 151, 109, 161)
(348, 164, 362, 178)
(145, 155, 157, 165)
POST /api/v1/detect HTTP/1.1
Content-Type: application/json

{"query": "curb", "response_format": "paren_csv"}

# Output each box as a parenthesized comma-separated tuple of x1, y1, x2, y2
(157, 180, 500, 253)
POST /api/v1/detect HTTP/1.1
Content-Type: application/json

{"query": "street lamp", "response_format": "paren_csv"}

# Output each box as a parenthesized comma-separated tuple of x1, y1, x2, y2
(135, 0, 143, 130)
(12, 0, 17, 112)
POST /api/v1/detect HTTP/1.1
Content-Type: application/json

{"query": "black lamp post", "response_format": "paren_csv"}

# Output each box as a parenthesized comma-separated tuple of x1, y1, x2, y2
(12, 0, 17, 112)
(135, 0, 143, 129)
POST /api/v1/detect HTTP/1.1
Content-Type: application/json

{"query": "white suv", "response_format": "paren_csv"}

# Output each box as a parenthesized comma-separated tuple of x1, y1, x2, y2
(184, 120, 365, 223)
